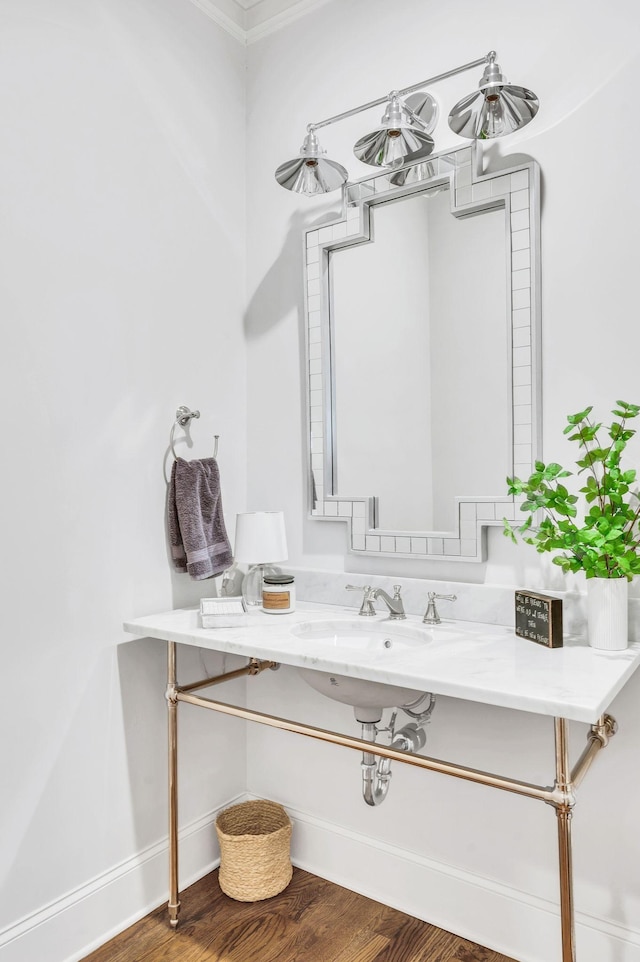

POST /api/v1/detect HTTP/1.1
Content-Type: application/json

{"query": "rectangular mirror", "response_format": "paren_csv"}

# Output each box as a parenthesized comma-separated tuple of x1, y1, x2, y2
(304, 146, 540, 561)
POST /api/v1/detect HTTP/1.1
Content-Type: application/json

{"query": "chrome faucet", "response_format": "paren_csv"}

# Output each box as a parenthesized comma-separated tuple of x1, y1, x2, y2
(373, 585, 406, 620)
(346, 584, 406, 620)
(423, 591, 457, 624)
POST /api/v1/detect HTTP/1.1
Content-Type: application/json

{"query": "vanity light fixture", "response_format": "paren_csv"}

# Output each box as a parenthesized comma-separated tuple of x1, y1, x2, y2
(274, 50, 538, 195)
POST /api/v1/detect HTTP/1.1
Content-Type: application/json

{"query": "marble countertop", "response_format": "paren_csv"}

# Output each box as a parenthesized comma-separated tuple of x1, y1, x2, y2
(123, 602, 640, 723)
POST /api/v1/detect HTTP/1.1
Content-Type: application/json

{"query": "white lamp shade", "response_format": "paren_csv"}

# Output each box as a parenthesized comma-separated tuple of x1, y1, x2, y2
(234, 511, 288, 564)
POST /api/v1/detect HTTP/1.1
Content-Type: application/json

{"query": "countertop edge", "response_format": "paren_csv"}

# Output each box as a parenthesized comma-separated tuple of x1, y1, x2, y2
(122, 606, 640, 725)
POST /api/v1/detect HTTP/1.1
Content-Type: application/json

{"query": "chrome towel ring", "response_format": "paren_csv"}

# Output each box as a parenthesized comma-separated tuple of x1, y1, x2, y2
(169, 406, 219, 460)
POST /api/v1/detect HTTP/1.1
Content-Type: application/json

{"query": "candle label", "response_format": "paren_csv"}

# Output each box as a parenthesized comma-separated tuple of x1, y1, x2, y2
(263, 590, 291, 611)
(515, 590, 563, 648)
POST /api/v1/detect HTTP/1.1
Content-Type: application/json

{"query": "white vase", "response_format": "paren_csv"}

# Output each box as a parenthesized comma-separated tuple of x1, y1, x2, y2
(586, 577, 628, 650)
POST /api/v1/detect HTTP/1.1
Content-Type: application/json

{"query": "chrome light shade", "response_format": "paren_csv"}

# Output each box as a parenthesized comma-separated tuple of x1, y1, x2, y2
(275, 130, 348, 195)
(354, 95, 435, 168)
(389, 159, 438, 188)
(448, 57, 539, 140)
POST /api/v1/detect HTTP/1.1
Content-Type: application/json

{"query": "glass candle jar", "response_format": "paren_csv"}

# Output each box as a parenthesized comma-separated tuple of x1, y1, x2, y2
(262, 573, 296, 614)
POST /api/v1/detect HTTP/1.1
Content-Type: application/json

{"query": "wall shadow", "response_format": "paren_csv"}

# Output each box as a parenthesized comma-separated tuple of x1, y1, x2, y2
(243, 208, 339, 341)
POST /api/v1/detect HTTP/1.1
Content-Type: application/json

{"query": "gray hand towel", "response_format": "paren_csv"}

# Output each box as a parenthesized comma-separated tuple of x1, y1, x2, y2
(168, 457, 233, 580)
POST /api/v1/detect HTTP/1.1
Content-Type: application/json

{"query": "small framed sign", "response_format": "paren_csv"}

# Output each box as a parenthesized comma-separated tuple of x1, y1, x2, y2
(515, 590, 563, 648)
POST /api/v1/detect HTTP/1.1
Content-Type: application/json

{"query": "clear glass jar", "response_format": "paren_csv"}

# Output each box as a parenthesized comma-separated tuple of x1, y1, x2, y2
(262, 573, 296, 614)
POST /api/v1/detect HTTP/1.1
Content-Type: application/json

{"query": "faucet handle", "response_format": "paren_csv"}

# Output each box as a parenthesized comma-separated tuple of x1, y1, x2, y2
(423, 592, 457, 625)
(346, 584, 377, 616)
(392, 584, 402, 598)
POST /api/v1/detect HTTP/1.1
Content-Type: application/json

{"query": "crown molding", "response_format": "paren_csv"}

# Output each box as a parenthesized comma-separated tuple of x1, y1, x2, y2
(246, 0, 333, 42)
(186, 0, 333, 44)
(186, 0, 246, 42)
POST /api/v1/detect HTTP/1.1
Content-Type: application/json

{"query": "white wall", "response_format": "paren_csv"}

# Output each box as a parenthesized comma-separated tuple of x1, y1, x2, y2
(4, 2, 640, 960)
(245, 2, 640, 959)
(0, 2, 247, 959)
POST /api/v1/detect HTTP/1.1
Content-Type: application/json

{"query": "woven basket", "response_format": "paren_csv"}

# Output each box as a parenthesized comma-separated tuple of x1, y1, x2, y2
(215, 799, 293, 902)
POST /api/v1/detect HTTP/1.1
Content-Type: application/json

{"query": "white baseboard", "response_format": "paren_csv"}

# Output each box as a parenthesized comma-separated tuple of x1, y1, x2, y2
(4, 792, 640, 962)
(0, 794, 246, 962)
(276, 800, 640, 962)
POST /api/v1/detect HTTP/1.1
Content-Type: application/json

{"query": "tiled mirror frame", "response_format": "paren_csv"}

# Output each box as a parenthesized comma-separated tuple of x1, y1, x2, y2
(304, 145, 541, 562)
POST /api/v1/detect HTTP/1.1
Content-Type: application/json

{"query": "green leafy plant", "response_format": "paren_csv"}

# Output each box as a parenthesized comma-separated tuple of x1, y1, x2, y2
(503, 400, 640, 580)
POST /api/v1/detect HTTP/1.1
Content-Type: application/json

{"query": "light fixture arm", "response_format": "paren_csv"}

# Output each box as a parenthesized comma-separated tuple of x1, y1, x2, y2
(308, 52, 493, 132)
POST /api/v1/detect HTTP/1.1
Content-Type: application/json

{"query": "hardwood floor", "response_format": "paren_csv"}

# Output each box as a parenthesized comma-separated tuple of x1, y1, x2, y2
(81, 868, 516, 962)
